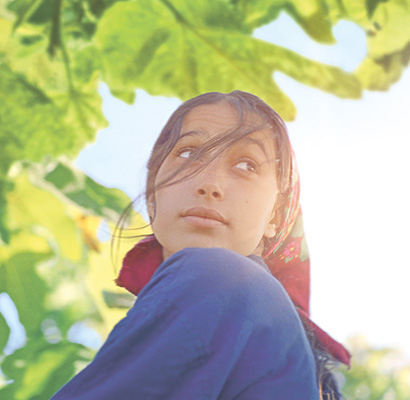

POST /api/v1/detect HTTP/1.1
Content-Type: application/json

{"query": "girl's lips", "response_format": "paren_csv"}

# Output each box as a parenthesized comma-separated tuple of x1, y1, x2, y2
(181, 207, 227, 228)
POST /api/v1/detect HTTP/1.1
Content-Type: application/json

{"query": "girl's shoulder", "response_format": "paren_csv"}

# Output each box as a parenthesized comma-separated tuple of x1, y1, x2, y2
(149, 247, 278, 291)
(164, 247, 271, 279)
(138, 247, 297, 324)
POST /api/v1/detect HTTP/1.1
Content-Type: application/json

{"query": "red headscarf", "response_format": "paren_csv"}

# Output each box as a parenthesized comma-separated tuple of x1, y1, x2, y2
(116, 150, 351, 367)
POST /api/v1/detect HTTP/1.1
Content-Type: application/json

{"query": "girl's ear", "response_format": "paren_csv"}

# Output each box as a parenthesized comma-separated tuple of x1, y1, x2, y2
(147, 195, 155, 222)
(264, 220, 276, 238)
(264, 211, 276, 238)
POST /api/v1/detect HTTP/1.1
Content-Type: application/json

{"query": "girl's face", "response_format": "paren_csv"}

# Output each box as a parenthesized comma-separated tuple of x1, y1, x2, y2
(149, 102, 278, 260)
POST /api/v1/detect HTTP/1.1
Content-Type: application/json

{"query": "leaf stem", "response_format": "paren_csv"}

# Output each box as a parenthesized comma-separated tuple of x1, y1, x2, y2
(49, 0, 75, 92)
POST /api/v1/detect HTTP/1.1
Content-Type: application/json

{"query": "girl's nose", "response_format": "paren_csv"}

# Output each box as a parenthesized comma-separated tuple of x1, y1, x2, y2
(194, 162, 225, 200)
(196, 185, 223, 199)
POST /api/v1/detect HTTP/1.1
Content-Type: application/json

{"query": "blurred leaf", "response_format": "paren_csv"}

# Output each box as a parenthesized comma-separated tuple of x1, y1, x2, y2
(0, 339, 94, 400)
(1, 159, 143, 342)
(0, 250, 50, 336)
(341, 335, 410, 400)
(0, 17, 107, 175)
(159, 0, 335, 43)
(0, 310, 11, 354)
(0, 63, 72, 176)
(0, 178, 12, 244)
(356, 0, 410, 90)
(86, 239, 139, 336)
(0, 229, 50, 264)
(331, 0, 410, 90)
(355, 47, 410, 90)
(7, 0, 51, 29)
(255, 39, 361, 99)
(6, 170, 83, 262)
(366, 0, 410, 58)
(36, 159, 131, 220)
(0, 164, 139, 396)
(71, 44, 102, 85)
(280, 0, 335, 43)
(2, 163, 137, 336)
(365, 0, 388, 18)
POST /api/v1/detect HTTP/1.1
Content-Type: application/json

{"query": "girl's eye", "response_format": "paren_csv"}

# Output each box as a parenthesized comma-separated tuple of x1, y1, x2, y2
(176, 148, 194, 159)
(234, 159, 258, 173)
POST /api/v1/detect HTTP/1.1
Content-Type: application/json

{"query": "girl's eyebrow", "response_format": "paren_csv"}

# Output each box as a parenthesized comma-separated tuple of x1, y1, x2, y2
(177, 131, 271, 160)
(178, 130, 208, 142)
(240, 136, 270, 159)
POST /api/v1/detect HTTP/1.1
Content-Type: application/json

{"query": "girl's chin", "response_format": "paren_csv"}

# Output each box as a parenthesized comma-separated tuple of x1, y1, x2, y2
(162, 240, 259, 260)
(162, 241, 228, 260)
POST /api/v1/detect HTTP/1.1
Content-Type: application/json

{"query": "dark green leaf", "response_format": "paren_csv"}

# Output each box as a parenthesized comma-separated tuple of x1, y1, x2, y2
(0, 383, 15, 400)
(43, 162, 76, 190)
(0, 251, 50, 336)
(7, 0, 44, 31)
(7, 0, 53, 28)
(1, 339, 94, 400)
(28, 0, 53, 25)
(39, 160, 131, 220)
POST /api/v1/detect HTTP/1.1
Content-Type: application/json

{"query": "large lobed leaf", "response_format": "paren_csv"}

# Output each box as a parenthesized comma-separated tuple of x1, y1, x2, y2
(95, 0, 361, 120)
(0, 16, 107, 177)
(0, 64, 74, 177)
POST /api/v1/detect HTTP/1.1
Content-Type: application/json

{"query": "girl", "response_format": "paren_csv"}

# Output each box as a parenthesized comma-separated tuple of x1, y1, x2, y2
(52, 91, 350, 399)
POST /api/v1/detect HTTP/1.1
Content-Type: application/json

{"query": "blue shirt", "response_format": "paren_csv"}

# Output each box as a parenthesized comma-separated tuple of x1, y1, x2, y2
(51, 248, 319, 399)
